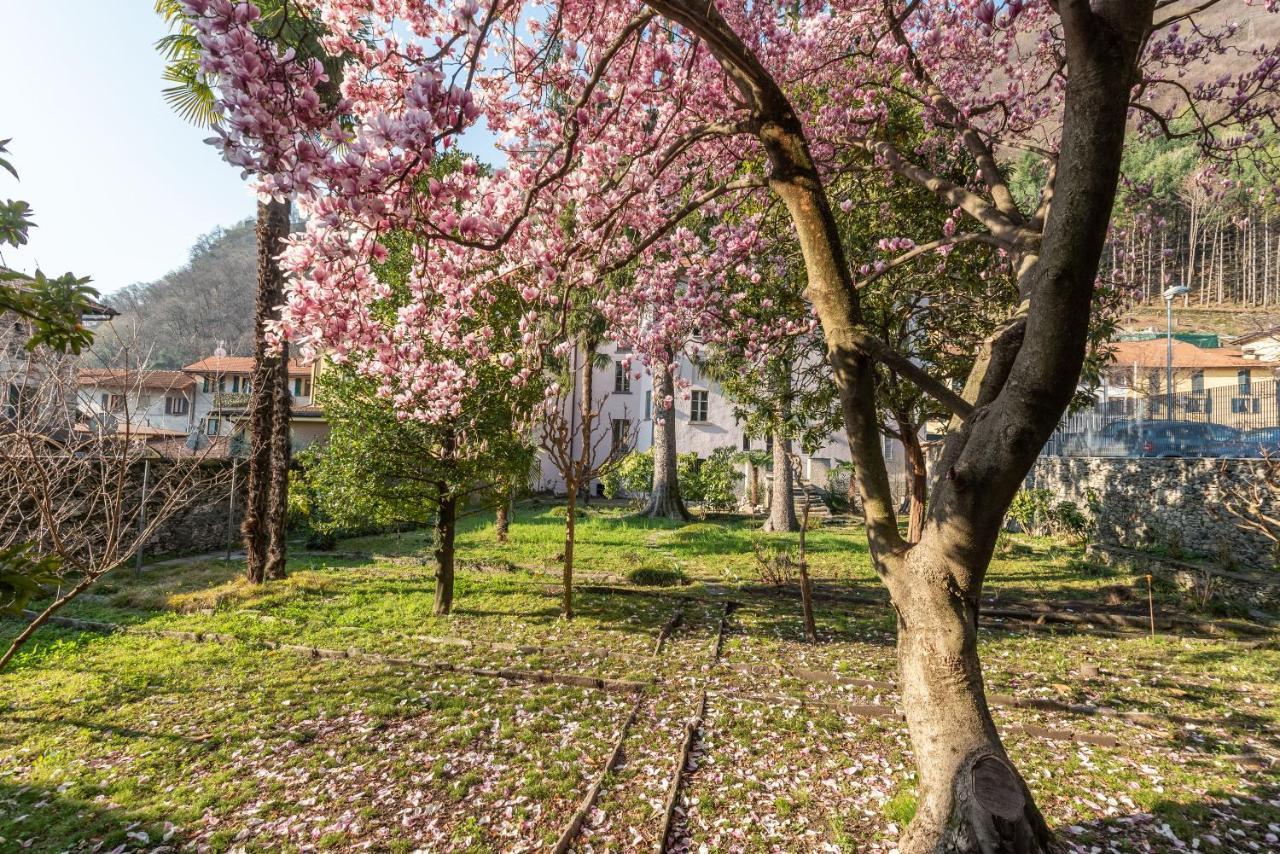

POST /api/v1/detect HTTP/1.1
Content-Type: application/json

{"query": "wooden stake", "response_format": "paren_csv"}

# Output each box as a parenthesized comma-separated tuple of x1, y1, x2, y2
(1146, 574, 1156, 639)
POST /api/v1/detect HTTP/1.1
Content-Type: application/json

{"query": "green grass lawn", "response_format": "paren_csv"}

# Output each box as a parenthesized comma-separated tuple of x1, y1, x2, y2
(2, 504, 1277, 852)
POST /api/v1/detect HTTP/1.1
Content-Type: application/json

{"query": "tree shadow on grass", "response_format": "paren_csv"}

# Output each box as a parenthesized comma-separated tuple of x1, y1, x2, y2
(1057, 781, 1280, 852)
(0, 779, 184, 852)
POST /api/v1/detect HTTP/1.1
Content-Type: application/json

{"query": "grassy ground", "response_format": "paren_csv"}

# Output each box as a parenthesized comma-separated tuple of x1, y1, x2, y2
(1, 504, 1277, 852)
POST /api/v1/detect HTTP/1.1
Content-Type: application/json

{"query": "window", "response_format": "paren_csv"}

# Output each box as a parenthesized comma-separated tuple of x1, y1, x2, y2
(206, 417, 221, 436)
(742, 434, 751, 451)
(614, 361, 630, 393)
(292, 377, 312, 398)
(883, 436, 895, 461)
(5, 383, 20, 419)
(1231, 398, 1261, 414)
(204, 377, 226, 393)
(644, 390, 652, 420)
(165, 395, 189, 416)
(103, 393, 124, 412)
(1190, 370, 1204, 394)
(611, 418, 632, 453)
(230, 375, 251, 394)
(1238, 369, 1252, 395)
(690, 390, 709, 423)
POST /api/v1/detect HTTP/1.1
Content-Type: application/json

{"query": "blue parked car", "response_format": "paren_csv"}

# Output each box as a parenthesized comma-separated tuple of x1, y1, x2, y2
(1236, 427, 1280, 458)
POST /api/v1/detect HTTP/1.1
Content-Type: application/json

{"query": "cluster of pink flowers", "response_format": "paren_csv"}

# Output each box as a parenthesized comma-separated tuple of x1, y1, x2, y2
(183, 0, 1280, 422)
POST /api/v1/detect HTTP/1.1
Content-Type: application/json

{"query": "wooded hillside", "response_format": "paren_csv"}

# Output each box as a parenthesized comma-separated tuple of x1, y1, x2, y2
(98, 219, 257, 367)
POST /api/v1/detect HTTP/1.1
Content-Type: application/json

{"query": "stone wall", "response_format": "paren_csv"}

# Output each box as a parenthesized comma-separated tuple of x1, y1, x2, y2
(1027, 457, 1278, 569)
(143, 463, 245, 558)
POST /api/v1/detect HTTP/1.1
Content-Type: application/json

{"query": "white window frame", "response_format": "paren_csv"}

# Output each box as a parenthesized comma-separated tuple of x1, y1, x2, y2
(690, 390, 709, 423)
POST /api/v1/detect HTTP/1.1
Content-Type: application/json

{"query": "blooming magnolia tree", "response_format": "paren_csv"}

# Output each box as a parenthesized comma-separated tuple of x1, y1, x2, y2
(183, 0, 1280, 849)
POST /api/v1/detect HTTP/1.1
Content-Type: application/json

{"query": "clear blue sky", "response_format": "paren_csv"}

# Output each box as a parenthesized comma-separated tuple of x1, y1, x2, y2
(0, 1, 256, 295)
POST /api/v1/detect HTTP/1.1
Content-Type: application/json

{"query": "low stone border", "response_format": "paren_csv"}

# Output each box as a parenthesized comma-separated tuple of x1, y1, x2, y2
(654, 607, 684, 656)
(710, 602, 736, 664)
(551, 694, 646, 854)
(656, 689, 707, 854)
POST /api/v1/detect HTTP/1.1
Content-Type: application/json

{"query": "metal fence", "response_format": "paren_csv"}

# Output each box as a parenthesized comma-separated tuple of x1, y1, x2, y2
(1041, 377, 1279, 458)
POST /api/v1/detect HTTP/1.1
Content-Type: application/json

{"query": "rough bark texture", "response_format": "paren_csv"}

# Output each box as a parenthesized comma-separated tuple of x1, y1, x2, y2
(643, 356, 691, 520)
(243, 198, 290, 584)
(562, 486, 577, 620)
(796, 470, 818, 643)
(898, 415, 928, 545)
(763, 428, 798, 533)
(265, 338, 291, 580)
(746, 462, 760, 509)
(433, 487, 457, 616)
(495, 493, 510, 543)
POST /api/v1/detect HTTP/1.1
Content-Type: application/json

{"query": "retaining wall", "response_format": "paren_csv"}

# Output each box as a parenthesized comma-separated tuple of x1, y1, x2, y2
(1027, 457, 1277, 569)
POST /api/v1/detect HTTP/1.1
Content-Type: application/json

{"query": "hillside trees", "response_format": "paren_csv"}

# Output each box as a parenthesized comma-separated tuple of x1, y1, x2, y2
(101, 220, 258, 367)
(184, 0, 1280, 848)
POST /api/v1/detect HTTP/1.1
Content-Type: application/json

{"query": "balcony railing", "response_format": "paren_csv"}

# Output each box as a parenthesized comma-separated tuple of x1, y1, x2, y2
(212, 392, 252, 409)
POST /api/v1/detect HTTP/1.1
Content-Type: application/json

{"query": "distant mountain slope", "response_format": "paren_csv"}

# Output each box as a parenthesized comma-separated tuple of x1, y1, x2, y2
(97, 219, 257, 368)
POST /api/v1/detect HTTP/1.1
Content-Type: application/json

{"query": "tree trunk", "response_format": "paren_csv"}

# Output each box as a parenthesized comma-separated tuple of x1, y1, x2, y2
(243, 198, 290, 584)
(579, 338, 596, 507)
(495, 491, 510, 543)
(644, 356, 691, 520)
(896, 547, 1050, 854)
(763, 427, 798, 532)
(796, 466, 818, 643)
(265, 336, 291, 580)
(898, 415, 928, 544)
(562, 483, 576, 620)
(433, 487, 457, 616)
(746, 462, 760, 509)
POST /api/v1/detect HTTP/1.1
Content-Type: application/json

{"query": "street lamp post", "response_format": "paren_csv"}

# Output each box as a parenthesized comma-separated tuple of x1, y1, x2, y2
(1162, 285, 1191, 418)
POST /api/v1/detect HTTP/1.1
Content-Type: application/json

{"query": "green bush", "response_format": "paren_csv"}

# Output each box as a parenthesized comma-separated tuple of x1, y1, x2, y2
(1007, 489, 1053, 535)
(678, 452, 704, 502)
(603, 449, 654, 499)
(698, 447, 743, 510)
(625, 561, 687, 586)
(549, 504, 586, 519)
(1007, 490, 1090, 544)
(1050, 500, 1090, 545)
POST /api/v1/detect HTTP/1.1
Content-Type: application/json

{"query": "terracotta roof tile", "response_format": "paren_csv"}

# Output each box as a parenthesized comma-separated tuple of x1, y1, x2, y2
(182, 356, 313, 376)
(1107, 339, 1268, 370)
(79, 369, 196, 391)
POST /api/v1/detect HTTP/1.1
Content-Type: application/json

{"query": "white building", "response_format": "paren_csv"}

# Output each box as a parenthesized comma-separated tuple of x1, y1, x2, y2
(78, 368, 198, 442)
(181, 355, 327, 448)
(1231, 327, 1280, 363)
(75, 354, 327, 453)
(535, 341, 905, 500)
